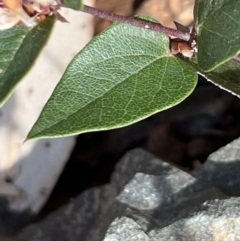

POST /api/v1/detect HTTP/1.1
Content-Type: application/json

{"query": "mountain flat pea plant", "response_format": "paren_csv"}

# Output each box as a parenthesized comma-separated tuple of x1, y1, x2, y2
(0, 0, 240, 140)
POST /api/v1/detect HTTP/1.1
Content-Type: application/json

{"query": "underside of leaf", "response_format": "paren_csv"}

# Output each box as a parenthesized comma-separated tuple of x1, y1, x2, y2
(194, 0, 240, 72)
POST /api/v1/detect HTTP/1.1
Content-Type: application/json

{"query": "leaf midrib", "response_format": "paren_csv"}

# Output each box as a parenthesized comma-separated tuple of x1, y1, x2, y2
(0, 28, 31, 104)
(33, 54, 171, 136)
(197, 0, 233, 28)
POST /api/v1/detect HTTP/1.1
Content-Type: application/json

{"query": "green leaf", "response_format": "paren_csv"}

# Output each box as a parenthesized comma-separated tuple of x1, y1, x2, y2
(199, 59, 240, 97)
(0, 16, 55, 106)
(194, 0, 240, 72)
(27, 21, 197, 139)
(62, 0, 83, 10)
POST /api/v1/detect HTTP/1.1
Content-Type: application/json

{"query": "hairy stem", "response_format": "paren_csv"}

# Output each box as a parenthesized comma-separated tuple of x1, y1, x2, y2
(82, 5, 240, 65)
(82, 5, 190, 41)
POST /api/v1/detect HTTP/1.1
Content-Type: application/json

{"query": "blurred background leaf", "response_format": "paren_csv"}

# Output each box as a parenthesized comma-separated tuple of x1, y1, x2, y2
(0, 16, 55, 106)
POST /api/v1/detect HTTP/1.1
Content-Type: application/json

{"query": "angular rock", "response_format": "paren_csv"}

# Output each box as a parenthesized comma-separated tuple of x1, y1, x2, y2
(194, 137, 240, 195)
(11, 148, 227, 241)
(104, 198, 240, 241)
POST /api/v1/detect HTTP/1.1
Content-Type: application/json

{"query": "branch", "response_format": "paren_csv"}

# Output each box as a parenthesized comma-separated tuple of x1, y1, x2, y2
(82, 5, 240, 65)
(82, 5, 190, 41)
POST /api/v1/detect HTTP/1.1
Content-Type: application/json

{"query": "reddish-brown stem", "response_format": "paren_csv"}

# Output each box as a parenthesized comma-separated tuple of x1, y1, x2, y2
(82, 5, 190, 41)
(82, 5, 240, 65)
